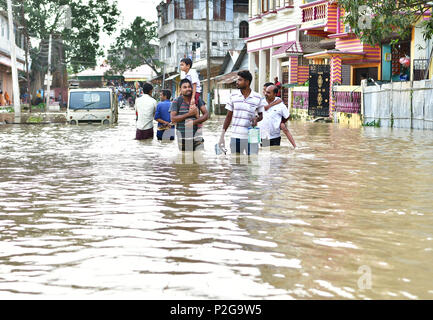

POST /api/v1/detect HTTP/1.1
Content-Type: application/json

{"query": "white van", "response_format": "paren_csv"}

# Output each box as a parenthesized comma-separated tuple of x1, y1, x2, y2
(67, 88, 118, 125)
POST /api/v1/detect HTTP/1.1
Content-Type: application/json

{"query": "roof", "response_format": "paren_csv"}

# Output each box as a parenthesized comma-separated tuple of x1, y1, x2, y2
(273, 42, 303, 57)
(165, 73, 180, 81)
(216, 71, 239, 84)
(123, 65, 156, 81)
(232, 45, 248, 71)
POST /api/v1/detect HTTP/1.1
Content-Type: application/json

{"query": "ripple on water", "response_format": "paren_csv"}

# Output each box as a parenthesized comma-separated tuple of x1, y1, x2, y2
(1, 113, 433, 298)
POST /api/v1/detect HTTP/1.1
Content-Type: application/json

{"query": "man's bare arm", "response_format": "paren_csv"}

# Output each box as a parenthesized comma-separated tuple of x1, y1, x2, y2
(192, 105, 209, 126)
(170, 107, 196, 123)
(264, 98, 283, 111)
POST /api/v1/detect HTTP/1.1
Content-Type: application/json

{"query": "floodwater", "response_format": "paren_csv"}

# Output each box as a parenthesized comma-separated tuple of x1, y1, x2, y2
(0, 109, 432, 299)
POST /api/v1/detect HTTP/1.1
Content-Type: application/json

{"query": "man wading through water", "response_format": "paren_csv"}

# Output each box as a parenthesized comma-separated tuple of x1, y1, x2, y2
(170, 79, 209, 152)
(219, 70, 264, 155)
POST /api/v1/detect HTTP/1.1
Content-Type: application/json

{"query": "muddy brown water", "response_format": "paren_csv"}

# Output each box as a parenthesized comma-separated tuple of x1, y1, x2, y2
(0, 110, 432, 299)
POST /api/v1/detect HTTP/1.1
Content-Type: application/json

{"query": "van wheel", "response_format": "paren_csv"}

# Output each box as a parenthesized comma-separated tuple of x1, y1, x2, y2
(70, 120, 77, 125)
(102, 119, 110, 125)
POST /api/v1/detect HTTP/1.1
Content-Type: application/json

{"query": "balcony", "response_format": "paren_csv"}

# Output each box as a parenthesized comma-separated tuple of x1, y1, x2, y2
(0, 37, 26, 72)
(300, 1, 330, 32)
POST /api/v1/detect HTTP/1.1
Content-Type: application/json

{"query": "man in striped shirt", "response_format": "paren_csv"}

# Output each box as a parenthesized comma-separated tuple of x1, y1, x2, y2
(219, 70, 264, 155)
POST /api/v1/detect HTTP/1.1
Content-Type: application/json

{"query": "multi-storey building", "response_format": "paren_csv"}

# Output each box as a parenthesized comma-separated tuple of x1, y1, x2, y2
(0, 11, 27, 102)
(157, 0, 249, 86)
(246, 1, 323, 102)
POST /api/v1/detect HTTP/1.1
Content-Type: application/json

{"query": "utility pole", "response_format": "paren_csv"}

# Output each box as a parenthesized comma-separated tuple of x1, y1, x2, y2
(7, 0, 21, 122)
(206, 0, 212, 114)
(20, 0, 31, 113)
(45, 34, 52, 111)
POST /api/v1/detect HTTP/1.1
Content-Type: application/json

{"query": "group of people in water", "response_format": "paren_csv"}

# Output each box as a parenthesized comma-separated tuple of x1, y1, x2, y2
(134, 58, 296, 155)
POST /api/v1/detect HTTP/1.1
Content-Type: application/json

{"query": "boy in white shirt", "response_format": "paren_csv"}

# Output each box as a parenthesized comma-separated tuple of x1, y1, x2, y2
(180, 58, 201, 118)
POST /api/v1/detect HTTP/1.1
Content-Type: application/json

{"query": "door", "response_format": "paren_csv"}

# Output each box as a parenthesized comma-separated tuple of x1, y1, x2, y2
(353, 67, 378, 85)
(308, 64, 331, 118)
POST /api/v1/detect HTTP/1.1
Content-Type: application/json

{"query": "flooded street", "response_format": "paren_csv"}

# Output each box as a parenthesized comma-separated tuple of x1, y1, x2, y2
(1, 110, 433, 299)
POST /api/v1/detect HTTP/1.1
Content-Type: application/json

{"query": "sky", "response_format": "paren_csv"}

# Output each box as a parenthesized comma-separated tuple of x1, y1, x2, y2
(99, 0, 160, 62)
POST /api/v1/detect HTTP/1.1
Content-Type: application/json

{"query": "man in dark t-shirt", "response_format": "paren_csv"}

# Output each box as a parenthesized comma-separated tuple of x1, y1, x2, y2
(170, 79, 209, 151)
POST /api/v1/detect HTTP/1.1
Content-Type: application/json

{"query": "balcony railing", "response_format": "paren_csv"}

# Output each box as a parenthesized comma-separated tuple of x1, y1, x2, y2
(335, 91, 362, 114)
(302, 3, 328, 23)
(414, 59, 429, 81)
(293, 90, 309, 110)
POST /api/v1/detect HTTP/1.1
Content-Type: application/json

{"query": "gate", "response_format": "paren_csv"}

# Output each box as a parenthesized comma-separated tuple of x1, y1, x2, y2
(308, 64, 330, 117)
(414, 59, 429, 81)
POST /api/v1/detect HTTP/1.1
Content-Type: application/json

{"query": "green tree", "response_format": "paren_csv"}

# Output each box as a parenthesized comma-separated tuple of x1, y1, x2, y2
(107, 17, 161, 76)
(0, 0, 119, 101)
(339, 0, 432, 45)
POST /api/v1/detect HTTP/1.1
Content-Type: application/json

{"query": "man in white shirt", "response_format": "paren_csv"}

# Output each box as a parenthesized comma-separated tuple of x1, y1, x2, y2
(261, 83, 297, 149)
(135, 83, 157, 140)
(259, 85, 290, 147)
(219, 70, 264, 155)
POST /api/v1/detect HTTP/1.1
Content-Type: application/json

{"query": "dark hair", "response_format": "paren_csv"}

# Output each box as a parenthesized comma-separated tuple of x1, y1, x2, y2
(162, 89, 172, 100)
(237, 70, 252, 85)
(142, 83, 153, 95)
(180, 78, 192, 88)
(272, 86, 279, 95)
(264, 82, 274, 88)
(181, 58, 193, 68)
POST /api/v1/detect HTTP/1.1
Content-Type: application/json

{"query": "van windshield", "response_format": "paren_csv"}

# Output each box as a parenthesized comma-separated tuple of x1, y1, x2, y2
(69, 91, 111, 110)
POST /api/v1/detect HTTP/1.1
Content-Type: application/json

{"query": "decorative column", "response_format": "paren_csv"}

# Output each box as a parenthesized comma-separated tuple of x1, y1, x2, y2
(270, 48, 277, 83)
(259, 49, 267, 89)
(290, 56, 299, 84)
(248, 51, 257, 91)
(330, 55, 342, 116)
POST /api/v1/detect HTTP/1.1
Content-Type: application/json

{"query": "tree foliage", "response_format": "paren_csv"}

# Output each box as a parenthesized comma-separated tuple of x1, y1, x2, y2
(107, 17, 161, 76)
(0, 0, 119, 73)
(339, 0, 432, 45)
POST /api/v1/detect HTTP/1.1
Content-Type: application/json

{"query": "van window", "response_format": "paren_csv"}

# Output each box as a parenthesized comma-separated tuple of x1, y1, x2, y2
(69, 91, 111, 110)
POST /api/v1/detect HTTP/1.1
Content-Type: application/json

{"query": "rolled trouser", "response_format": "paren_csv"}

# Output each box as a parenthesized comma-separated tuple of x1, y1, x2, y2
(178, 138, 204, 152)
(230, 138, 259, 155)
(261, 137, 281, 147)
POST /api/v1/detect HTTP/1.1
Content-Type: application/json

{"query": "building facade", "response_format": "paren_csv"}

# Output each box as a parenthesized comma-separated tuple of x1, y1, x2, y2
(0, 11, 26, 103)
(157, 0, 249, 83)
(246, 0, 323, 104)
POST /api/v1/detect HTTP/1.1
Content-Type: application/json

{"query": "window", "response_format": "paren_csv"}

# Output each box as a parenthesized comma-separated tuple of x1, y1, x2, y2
(167, 42, 172, 58)
(212, 42, 218, 47)
(175, 0, 194, 19)
(261, 0, 269, 13)
(239, 21, 249, 38)
(69, 91, 111, 110)
(299, 56, 310, 66)
(213, 0, 227, 21)
(1, 17, 4, 38)
(223, 42, 229, 47)
(192, 42, 201, 52)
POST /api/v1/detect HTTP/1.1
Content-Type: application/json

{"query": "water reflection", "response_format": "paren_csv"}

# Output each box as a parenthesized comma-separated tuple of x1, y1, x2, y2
(0, 111, 432, 299)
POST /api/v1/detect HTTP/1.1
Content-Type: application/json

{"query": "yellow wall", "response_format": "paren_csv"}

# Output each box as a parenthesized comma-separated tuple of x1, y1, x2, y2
(336, 112, 363, 128)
